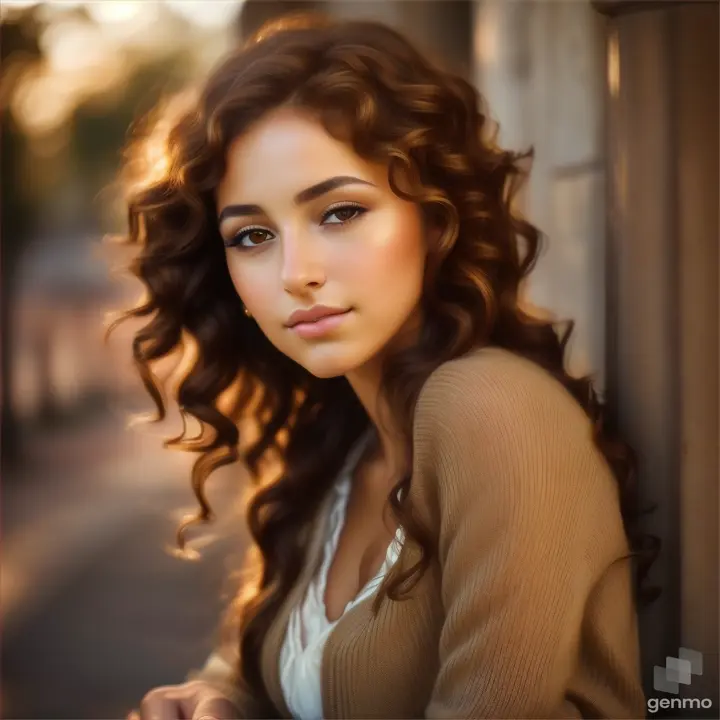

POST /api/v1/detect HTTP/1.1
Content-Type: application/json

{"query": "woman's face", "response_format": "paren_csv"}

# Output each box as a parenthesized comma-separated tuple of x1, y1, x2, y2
(215, 107, 428, 378)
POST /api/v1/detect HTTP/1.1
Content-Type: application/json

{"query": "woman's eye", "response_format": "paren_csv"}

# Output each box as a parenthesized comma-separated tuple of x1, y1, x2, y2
(227, 227, 273, 249)
(322, 203, 366, 226)
(225, 204, 365, 249)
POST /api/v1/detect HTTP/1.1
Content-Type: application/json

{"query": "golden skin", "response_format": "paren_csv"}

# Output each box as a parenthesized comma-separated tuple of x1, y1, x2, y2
(216, 107, 428, 379)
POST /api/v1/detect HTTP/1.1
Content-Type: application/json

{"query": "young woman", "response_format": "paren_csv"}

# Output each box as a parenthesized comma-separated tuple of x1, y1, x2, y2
(114, 12, 658, 720)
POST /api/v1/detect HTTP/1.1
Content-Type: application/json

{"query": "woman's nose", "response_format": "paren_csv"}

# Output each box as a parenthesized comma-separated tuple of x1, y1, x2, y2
(281, 233, 327, 294)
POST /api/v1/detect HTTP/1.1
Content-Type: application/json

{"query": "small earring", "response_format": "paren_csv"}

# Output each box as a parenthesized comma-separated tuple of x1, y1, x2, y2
(243, 306, 252, 318)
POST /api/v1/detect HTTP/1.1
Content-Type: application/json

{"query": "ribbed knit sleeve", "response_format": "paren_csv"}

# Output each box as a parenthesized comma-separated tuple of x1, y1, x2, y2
(412, 349, 632, 719)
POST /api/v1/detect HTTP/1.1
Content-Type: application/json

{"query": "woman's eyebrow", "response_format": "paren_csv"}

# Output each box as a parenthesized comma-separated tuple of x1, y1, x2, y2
(217, 175, 375, 225)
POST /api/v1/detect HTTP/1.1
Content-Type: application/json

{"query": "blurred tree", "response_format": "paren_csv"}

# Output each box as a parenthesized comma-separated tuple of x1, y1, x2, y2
(1, 8, 43, 469)
(1, 5, 197, 469)
(70, 49, 195, 229)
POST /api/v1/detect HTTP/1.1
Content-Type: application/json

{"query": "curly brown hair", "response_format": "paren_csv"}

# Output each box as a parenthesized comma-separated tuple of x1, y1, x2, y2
(106, 12, 660, 713)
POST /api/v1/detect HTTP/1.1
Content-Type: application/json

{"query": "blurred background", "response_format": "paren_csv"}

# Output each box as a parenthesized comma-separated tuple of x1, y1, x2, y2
(1, 1, 717, 718)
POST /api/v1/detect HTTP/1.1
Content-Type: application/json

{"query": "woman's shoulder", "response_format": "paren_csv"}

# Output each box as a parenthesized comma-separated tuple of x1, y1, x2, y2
(412, 348, 624, 556)
(415, 345, 589, 436)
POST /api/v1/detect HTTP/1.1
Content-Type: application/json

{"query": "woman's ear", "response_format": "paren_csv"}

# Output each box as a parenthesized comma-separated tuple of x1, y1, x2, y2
(424, 216, 445, 253)
(421, 204, 446, 252)
(428, 222, 444, 248)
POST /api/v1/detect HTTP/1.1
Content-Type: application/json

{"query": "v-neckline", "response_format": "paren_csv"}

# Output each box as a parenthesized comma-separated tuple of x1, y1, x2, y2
(259, 429, 375, 718)
(261, 487, 406, 719)
(321, 466, 402, 625)
(321, 428, 387, 624)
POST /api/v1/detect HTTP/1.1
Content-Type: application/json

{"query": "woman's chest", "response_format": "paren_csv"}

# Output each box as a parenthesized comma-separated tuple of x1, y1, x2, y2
(265, 535, 445, 720)
(320, 550, 445, 718)
(323, 481, 399, 622)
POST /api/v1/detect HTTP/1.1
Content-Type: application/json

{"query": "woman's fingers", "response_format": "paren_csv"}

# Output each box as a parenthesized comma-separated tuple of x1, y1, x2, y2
(138, 686, 181, 720)
(130, 681, 238, 720)
(190, 694, 240, 720)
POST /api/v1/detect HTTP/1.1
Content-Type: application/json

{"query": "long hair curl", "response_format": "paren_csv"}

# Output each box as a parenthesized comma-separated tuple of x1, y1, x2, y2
(106, 13, 660, 714)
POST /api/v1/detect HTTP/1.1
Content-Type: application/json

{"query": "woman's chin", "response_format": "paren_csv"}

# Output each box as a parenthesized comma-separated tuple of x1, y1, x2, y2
(296, 345, 367, 380)
(303, 358, 354, 380)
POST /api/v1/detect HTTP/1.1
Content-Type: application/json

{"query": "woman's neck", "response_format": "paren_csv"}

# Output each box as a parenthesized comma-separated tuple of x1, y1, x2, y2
(345, 356, 406, 482)
(345, 306, 423, 481)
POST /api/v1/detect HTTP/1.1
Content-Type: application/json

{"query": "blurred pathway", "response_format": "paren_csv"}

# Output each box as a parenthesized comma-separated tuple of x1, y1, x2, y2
(2, 408, 250, 719)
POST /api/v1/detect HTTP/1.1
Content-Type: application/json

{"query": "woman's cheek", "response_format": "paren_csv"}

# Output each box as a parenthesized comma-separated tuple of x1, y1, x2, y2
(368, 225, 426, 297)
(227, 264, 265, 316)
(351, 213, 423, 283)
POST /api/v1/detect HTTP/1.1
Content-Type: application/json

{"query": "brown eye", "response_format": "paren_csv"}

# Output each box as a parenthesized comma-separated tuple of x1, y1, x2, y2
(321, 203, 366, 226)
(226, 226, 274, 249)
(330, 207, 359, 222)
(246, 229, 270, 245)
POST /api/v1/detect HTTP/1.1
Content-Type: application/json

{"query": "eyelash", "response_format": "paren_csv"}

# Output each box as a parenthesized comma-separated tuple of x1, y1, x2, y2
(225, 202, 367, 250)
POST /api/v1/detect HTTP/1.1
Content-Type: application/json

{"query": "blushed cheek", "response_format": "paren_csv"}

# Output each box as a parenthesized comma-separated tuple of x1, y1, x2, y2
(357, 218, 425, 301)
(226, 263, 267, 311)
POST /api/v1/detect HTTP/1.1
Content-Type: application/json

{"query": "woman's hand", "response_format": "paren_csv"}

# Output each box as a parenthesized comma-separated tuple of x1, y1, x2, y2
(127, 679, 241, 720)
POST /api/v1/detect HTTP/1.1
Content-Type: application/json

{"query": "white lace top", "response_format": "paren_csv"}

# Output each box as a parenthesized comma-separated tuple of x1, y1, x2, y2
(278, 433, 405, 720)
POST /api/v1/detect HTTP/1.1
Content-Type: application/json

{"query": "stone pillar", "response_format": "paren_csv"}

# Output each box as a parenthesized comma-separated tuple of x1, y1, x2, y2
(472, 0, 608, 389)
(603, 0, 719, 706)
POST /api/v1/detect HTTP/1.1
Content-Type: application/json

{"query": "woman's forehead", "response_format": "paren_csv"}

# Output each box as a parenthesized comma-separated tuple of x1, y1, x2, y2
(217, 112, 388, 204)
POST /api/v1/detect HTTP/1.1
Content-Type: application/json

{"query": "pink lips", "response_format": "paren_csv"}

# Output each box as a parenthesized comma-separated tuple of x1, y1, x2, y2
(286, 305, 352, 339)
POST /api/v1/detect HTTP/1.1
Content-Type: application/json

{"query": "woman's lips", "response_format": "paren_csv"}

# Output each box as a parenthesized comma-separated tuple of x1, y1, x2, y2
(290, 309, 352, 339)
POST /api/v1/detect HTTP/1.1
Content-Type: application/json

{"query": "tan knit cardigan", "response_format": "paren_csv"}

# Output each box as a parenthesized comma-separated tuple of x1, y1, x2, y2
(191, 347, 646, 719)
